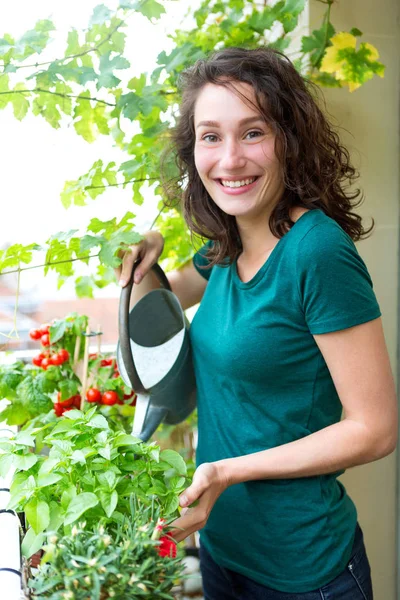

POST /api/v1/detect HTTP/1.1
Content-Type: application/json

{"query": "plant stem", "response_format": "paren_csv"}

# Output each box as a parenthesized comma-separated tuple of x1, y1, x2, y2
(80, 325, 91, 410)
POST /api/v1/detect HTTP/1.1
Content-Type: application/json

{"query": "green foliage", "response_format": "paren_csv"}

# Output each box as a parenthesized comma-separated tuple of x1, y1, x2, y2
(1, 405, 189, 552)
(30, 510, 182, 599)
(0, 0, 386, 298)
(0, 362, 55, 425)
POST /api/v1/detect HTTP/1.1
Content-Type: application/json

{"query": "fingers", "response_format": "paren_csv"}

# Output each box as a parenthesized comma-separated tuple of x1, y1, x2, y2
(117, 243, 145, 287)
(132, 246, 159, 285)
(179, 463, 212, 508)
(169, 506, 208, 543)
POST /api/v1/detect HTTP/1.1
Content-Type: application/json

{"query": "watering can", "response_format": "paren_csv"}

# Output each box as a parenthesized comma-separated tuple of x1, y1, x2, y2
(116, 262, 197, 442)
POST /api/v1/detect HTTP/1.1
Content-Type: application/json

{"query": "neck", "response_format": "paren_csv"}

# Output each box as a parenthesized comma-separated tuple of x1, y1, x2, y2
(236, 215, 279, 260)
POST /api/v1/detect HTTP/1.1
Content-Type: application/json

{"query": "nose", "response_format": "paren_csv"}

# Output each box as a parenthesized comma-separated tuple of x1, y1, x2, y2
(219, 139, 246, 171)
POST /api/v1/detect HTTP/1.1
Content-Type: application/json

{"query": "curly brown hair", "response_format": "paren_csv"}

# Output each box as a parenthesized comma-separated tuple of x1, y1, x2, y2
(163, 46, 373, 266)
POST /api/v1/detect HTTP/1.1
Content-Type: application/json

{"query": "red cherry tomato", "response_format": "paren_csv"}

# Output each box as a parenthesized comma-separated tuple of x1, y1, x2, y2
(100, 358, 113, 367)
(130, 396, 137, 407)
(39, 324, 50, 336)
(101, 391, 119, 406)
(41, 333, 50, 347)
(50, 354, 63, 366)
(57, 349, 69, 363)
(29, 328, 42, 341)
(54, 402, 64, 417)
(89, 353, 98, 360)
(41, 357, 51, 370)
(32, 356, 43, 367)
(86, 388, 102, 403)
(73, 395, 82, 409)
(57, 392, 75, 408)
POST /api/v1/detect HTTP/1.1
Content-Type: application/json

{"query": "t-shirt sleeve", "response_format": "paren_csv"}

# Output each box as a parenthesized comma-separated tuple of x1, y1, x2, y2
(296, 222, 381, 335)
(192, 241, 214, 281)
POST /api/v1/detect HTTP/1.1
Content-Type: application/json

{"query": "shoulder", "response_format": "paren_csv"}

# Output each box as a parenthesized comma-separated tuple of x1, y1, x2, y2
(294, 210, 358, 262)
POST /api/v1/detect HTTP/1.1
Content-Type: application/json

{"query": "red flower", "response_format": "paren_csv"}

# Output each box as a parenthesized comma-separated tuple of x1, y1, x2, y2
(157, 536, 177, 558)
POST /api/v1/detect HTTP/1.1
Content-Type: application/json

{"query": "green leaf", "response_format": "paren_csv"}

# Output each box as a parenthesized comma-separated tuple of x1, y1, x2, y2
(14, 19, 55, 59)
(14, 453, 38, 471)
(21, 528, 45, 559)
(113, 433, 141, 448)
(0, 453, 14, 478)
(36, 473, 63, 488)
(98, 444, 111, 460)
(14, 431, 35, 447)
(90, 4, 113, 26)
(32, 83, 72, 128)
(75, 275, 94, 298)
(61, 485, 76, 510)
(120, 0, 166, 20)
(97, 470, 116, 490)
(97, 51, 130, 89)
(48, 500, 64, 532)
(80, 234, 103, 253)
(25, 497, 50, 534)
(49, 320, 66, 343)
(163, 494, 180, 516)
(87, 414, 109, 429)
(71, 450, 86, 465)
(160, 449, 187, 475)
(11, 83, 30, 120)
(0, 242, 41, 272)
(99, 489, 118, 517)
(63, 409, 84, 420)
(99, 230, 142, 268)
(64, 492, 99, 525)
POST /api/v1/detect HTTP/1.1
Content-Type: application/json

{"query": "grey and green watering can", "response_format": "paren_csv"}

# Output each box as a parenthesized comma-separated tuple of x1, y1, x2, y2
(116, 262, 197, 442)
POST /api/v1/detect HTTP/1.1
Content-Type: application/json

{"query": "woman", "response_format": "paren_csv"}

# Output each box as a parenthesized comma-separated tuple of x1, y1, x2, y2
(116, 47, 397, 599)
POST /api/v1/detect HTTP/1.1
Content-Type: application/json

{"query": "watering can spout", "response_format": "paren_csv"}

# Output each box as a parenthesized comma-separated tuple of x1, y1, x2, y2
(134, 404, 169, 442)
(117, 262, 197, 441)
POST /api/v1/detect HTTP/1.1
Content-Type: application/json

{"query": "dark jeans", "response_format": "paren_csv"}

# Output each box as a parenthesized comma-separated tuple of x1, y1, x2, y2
(199, 523, 373, 600)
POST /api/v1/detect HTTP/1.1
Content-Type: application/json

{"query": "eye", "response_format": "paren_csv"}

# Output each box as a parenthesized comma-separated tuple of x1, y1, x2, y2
(202, 134, 219, 143)
(245, 130, 263, 140)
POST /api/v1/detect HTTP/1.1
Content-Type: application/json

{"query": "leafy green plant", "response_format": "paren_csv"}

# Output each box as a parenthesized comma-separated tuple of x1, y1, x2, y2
(0, 312, 136, 426)
(29, 506, 183, 600)
(0, 405, 189, 559)
(0, 0, 385, 302)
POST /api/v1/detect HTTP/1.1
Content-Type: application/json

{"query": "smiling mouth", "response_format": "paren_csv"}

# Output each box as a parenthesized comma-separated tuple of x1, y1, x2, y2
(219, 176, 259, 189)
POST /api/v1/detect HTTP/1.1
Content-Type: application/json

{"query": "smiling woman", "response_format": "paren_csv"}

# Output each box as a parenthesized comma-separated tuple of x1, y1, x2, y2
(117, 46, 397, 600)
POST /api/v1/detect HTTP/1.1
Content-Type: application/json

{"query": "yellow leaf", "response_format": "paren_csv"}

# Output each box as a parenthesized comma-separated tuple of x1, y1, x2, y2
(362, 42, 379, 61)
(320, 47, 344, 74)
(331, 32, 357, 50)
(348, 81, 362, 92)
(335, 68, 347, 81)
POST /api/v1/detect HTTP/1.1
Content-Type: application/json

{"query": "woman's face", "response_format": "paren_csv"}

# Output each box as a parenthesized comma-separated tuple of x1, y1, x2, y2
(193, 81, 285, 223)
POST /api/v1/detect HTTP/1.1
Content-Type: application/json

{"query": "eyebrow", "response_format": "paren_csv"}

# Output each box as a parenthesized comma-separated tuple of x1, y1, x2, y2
(196, 116, 266, 129)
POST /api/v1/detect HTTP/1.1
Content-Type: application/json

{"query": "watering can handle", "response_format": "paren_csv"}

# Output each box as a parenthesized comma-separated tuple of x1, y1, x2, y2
(118, 262, 171, 394)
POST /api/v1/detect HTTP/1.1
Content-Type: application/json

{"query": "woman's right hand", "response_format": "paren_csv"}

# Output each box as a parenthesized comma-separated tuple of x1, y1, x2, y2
(115, 230, 164, 288)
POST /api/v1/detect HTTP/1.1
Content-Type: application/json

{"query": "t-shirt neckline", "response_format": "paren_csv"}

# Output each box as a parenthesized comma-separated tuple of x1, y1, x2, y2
(232, 209, 318, 289)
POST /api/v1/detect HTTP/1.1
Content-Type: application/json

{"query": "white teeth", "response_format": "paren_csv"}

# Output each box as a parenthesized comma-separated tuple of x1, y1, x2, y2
(220, 177, 256, 188)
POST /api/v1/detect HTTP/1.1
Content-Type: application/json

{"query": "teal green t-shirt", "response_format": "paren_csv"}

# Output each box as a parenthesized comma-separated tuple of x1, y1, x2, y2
(190, 209, 381, 593)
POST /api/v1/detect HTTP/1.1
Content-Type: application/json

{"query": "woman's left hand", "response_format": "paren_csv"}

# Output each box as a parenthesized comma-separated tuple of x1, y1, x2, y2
(169, 462, 229, 543)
